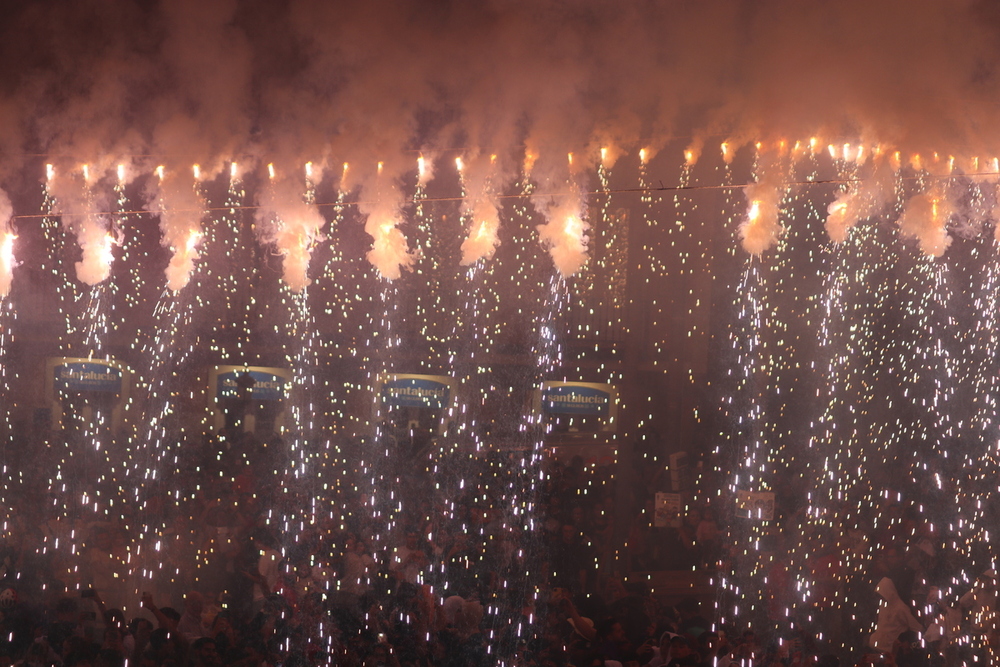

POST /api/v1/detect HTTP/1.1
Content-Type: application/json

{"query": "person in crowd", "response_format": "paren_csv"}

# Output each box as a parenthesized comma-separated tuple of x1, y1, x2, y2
(694, 508, 720, 569)
(341, 536, 376, 600)
(189, 638, 221, 667)
(663, 635, 700, 666)
(82, 530, 125, 613)
(7, 430, 997, 666)
(390, 532, 429, 587)
(175, 592, 208, 642)
(869, 577, 923, 656)
(551, 525, 588, 594)
(248, 531, 283, 612)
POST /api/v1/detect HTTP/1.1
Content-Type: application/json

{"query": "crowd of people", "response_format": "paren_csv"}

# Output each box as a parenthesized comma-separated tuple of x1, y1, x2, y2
(0, 426, 996, 667)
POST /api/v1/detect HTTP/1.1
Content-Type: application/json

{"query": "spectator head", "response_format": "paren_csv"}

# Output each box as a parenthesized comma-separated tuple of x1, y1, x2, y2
(670, 636, 694, 659)
(91, 528, 113, 552)
(158, 607, 181, 631)
(596, 618, 626, 644)
(65, 653, 94, 667)
(21, 642, 48, 667)
(102, 627, 123, 651)
(676, 596, 701, 618)
(183, 591, 204, 616)
(149, 628, 178, 657)
(572, 652, 604, 667)
(191, 638, 221, 667)
(94, 648, 124, 667)
(63, 637, 91, 661)
(105, 609, 126, 632)
(882, 545, 904, 570)
(701, 631, 721, 654)
(55, 598, 77, 622)
(251, 528, 279, 551)
(129, 618, 153, 638)
(405, 531, 419, 549)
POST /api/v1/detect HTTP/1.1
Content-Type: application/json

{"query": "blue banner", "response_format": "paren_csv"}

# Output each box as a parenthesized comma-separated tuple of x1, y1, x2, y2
(54, 361, 123, 393)
(381, 377, 451, 409)
(541, 384, 612, 416)
(217, 369, 289, 401)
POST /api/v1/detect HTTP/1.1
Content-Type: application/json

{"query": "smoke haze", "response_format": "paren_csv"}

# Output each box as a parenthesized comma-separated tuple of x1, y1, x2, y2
(2, 0, 1000, 271)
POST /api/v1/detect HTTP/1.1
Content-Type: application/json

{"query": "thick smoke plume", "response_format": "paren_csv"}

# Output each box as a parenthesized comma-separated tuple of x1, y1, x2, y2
(48, 171, 117, 286)
(898, 186, 955, 257)
(459, 155, 506, 266)
(146, 169, 205, 292)
(740, 175, 784, 255)
(256, 173, 326, 291)
(535, 188, 589, 278)
(358, 171, 413, 281)
(0, 0, 999, 265)
(0, 190, 13, 297)
(825, 157, 895, 243)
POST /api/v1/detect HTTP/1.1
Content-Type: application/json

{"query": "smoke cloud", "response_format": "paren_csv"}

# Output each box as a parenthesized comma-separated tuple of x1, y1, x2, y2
(48, 170, 117, 286)
(0, 190, 14, 297)
(536, 188, 589, 278)
(459, 155, 506, 266)
(0, 0, 999, 266)
(740, 174, 785, 255)
(825, 157, 896, 243)
(146, 168, 205, 291)
(256, 172, 326, 292)
(358, 170, 414, 281)
(898, 186, 955, 257)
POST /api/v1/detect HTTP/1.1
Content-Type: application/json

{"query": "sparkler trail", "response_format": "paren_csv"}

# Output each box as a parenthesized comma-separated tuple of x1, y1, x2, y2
(130, 193, 207, 608)
(499, 269, 568, 656)
(0, 193, 14, 491)
(12, 134, 1000, 664)
(962, 238, 1000, 568)
(0, 294, 14, 542)
(42, 170, 75, 344)
(721, 258, 776, 636)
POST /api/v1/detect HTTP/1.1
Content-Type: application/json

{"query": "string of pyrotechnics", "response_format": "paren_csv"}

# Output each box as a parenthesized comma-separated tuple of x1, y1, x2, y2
(7, 171, 997, 222)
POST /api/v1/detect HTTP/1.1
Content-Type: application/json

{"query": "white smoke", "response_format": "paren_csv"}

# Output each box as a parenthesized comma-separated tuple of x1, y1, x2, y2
(48, 169, 117, 286)
(825, 157, 895, 243)
(0, 189, 14, 297)
(255, 172, 326, 292)
(898, 186, 955, 257)
(416, 155, 435, 188)
(740, 173, 784, 255)
(358, 168, 414, 281)
(459, 154, 505, 265)
(2, 0, 1000, 270)
(145, 167, 205, 291)
(535, 187, 589, 278)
